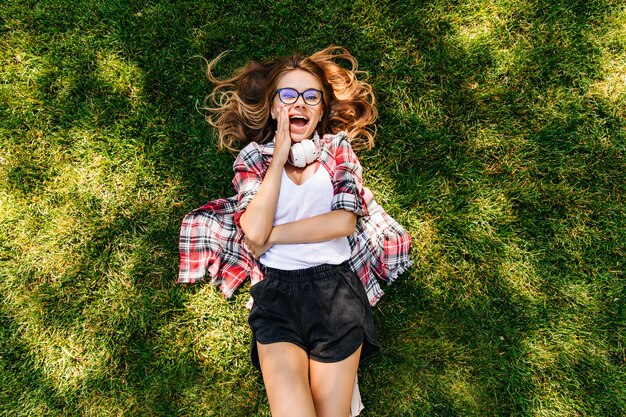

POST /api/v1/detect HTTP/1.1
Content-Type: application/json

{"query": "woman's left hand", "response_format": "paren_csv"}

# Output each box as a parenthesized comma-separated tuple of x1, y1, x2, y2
(244, 236, 273, 260)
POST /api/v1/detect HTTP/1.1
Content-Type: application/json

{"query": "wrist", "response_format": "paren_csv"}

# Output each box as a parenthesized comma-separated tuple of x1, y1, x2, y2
(267, 225, 280, 246)
(270, 151, 288, 166)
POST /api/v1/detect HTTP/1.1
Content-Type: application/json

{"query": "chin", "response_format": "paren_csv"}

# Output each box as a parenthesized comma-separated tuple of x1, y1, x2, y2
(290, 129, 317, 142)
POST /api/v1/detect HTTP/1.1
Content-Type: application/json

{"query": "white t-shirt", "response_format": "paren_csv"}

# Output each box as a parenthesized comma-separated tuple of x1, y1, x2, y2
(259, 166, 351, 270)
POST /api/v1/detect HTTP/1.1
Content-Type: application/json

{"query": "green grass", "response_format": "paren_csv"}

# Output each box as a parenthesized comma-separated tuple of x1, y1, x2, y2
(1, 0, 624, 416)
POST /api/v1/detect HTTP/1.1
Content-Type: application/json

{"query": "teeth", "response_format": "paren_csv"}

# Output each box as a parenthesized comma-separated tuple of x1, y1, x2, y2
(289, 115, 309, 128)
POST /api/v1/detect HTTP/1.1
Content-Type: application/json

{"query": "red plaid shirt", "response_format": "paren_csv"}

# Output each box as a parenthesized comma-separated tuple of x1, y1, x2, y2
(178, 132, 412, 306)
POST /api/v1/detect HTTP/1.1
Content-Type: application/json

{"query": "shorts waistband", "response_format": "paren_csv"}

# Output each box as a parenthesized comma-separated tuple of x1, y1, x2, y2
(262, 262, 348, 283)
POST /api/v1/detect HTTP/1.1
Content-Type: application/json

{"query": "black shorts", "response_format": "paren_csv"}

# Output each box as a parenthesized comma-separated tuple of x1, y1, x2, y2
(248, 262, 380, 370)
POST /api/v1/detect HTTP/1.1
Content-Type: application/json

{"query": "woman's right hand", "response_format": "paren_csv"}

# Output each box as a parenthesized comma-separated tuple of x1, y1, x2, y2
(273, 106, 291, 165)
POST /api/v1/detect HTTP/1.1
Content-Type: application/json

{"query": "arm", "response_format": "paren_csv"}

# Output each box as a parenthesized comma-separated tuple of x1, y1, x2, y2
(239, 106, 291, 246)
(270, 209, 357, 244)
(238, 157, 283, 246)
(245, 209, 356, 259)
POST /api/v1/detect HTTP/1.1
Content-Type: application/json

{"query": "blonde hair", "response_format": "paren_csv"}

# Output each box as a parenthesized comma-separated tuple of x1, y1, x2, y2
(202, 46, 378, 151)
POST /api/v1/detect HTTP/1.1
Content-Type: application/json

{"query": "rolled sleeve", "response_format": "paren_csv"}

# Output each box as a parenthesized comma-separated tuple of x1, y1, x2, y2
(329, 134, 368, 217)
(232, 142, 266, 226)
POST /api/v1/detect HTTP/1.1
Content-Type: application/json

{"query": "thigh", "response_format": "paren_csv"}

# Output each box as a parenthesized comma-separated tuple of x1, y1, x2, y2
(257, 342, 317, 417)
(309, 344, 362, 417)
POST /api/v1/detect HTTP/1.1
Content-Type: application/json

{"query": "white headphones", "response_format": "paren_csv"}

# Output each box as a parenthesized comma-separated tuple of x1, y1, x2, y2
(288, 132, 320, 168)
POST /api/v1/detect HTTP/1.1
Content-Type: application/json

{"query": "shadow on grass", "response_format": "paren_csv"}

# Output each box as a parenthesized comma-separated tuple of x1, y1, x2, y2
(2, 0, 625, 416)
(352, 1, 624, 415)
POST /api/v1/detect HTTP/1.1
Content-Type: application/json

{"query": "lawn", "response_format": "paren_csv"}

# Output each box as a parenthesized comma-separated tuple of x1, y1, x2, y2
(1, 0, 625, 416)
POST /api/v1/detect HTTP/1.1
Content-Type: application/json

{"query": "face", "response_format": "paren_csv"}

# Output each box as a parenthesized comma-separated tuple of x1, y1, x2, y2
(271, 69, 324, 142)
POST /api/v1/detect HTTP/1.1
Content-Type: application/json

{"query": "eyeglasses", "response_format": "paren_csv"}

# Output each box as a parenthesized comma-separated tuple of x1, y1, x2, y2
(275, 88, 323, 106)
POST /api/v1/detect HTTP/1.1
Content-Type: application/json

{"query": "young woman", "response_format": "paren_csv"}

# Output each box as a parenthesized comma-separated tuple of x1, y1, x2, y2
(178, 46, 412, 417)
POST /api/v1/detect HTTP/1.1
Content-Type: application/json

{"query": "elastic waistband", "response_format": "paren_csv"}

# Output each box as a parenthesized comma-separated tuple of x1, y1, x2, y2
(262, 262, 348, 283)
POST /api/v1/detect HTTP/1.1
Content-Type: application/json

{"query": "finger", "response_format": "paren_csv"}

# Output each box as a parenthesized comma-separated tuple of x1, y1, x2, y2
(274, 108, 292, 159)
(281, 106, 291, 127)
(277, 107, 288, 135)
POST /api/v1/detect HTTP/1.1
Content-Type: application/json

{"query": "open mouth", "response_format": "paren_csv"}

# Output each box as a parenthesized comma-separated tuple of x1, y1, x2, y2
(289, 115, 309, 128)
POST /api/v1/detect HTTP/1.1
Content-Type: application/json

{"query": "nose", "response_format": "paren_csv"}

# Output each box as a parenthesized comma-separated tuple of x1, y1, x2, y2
(292, 95, 306, 106)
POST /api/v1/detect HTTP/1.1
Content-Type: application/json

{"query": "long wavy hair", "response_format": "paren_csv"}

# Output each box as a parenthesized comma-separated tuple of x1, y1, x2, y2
(202, 46, 378, 151)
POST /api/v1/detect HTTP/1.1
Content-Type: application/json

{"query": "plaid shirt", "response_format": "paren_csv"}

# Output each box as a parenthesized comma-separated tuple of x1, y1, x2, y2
(178, 132, 412, 306)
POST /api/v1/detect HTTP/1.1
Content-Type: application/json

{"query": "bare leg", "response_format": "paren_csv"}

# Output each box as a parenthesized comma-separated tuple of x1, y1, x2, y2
(257, 342, 317, 417)
(310, 344, 362, 417)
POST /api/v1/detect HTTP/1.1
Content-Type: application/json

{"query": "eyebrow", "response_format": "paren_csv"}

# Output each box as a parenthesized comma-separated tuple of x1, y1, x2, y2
(278, 87, 321, 92)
